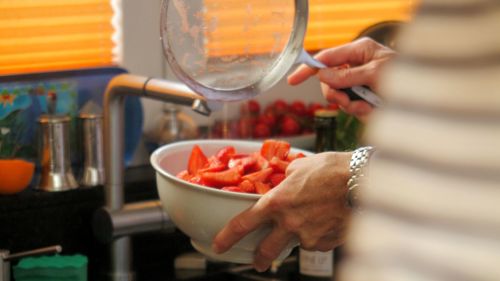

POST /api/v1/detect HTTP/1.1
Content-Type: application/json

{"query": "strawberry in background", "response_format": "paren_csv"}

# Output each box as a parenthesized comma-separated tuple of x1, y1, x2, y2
(212, 99, 335, 139)
(258, 113, 277, 128)
(307, 102, 325, 118)
(327, 103, 340, 111)
(290, 100, 307, 117)
(272, 99, 288, 117)
(253, 123, 271, 138)
(246, 99, 261, 115)
(280, 115, 301, 136)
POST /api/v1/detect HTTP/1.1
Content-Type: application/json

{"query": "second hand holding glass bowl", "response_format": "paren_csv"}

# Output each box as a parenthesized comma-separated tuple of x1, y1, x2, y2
(160, 0, 381, 106)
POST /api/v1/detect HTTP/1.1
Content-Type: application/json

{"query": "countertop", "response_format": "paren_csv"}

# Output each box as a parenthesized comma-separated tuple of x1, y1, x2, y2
(0, 165, 192, 280)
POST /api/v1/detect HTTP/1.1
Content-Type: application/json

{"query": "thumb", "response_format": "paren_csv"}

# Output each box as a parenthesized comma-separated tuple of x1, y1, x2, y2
(318, 62, 376, 90)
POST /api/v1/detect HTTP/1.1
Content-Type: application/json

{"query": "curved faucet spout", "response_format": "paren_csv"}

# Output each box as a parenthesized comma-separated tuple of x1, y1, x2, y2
(142, 78, 211, 116)
(103, 74, 210, 209)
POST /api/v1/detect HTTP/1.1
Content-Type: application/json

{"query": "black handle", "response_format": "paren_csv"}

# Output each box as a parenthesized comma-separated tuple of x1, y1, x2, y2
(339, 86, 383, 108)
(342, 87, 364, 101)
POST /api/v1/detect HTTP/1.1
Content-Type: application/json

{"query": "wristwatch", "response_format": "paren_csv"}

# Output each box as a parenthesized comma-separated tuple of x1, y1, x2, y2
(347, 146, 375, 209)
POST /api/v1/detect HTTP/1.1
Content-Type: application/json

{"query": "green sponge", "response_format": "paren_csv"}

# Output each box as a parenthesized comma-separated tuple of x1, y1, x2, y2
(13, 254, 87, 281)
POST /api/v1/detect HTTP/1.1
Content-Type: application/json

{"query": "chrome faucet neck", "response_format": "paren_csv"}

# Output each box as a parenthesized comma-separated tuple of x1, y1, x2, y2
(101, 74, 210, 281)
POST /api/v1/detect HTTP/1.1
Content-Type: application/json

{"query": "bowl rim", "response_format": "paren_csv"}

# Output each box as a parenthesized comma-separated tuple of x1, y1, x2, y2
(150, 139, 313, 200)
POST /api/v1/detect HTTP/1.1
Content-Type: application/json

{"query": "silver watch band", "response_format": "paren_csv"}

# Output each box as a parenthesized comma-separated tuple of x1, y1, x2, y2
(347, 146, 375, 209)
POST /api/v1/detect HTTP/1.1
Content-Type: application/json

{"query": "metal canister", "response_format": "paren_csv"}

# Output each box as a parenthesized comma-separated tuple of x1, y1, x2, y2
(37, 115, 78, 192)
(79, 113, 105, 187)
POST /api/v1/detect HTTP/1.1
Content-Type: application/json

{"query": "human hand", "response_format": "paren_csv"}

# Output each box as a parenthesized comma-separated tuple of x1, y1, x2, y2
(288, 38, 396, 121)
(212, 152, 352, 272)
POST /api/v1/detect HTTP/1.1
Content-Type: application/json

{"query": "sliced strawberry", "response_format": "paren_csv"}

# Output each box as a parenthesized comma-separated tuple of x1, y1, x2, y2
(269, 157, 289, 173)
(238, 180, 256, 193)
(188, 145, 208, 175)
(287, 152, 306, 162)
(200, 167, 242, 187)
(251, 152, 269, 171)
(215, 146, 236, 165)
(269, 173, 286, 187)
(231, 153, 251, 159)
(177, 170, 191, 181)
(255, 181, 272, 194)
(228, 156, 257, 174)
(188, 175, 207, 186)
(260, 140, 290, 161)
(222, 186, 243, 193)
(199, 156, 226, 173)
(242, 167, 273, 183)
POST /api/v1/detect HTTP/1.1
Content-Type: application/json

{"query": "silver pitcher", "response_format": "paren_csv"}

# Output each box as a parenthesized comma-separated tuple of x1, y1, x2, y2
(79, 113, 105, 187)
(37, 115, 78, 192)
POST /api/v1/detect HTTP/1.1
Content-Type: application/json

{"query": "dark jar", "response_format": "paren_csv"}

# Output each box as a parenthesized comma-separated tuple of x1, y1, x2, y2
(314, 109, 339, 152)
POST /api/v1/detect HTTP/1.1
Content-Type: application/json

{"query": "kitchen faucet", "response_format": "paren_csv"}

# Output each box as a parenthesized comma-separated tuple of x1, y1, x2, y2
(93, 74, 211, 281)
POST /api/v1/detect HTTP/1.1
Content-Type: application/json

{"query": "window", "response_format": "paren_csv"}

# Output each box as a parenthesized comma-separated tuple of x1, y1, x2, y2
(305, 0, 417, 51)
(204, 0, 418, 57)
(0, 0, 121, 76)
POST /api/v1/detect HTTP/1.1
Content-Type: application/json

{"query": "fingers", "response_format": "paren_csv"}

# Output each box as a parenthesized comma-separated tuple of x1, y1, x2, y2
(322, 84, 350, 108)
(253, 228, 295, 272)
(287, 64, 318, 86)
(314, 37, 380, 67)
(212, 204, 269, 254)
(322, 83, 374, 123)
(346, 101, 373, 117)
(288, 38, 388, 89)
(318, 62, 376, 90)
(314, 231, 347, 251)
(287, 38, 381, 86)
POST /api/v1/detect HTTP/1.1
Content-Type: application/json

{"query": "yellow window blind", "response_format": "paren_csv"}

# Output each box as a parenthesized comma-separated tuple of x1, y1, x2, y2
(204, 0, 418, 57)
(305, 0, 417, 50)
(0, 0, 121, 76)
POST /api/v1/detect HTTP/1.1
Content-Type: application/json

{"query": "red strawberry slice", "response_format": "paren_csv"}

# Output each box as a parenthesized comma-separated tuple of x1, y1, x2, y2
(215, 146, 236, 165)
(269, 157, 289, 173)
(269, 173, 286, 187)
(260, 140, 290, 161)
(251, 152, 269, 171)
(242, 167, 273, 183)
(222, 186, 243, 193)
(238, 180, 256, 193)
(188, 175, 207, 186)
(286, 152, 306, 162)
(255, 181, 272, 194)
(228, 156, 257, 174)
(199, 156, 226, 173)
(200, 167, 242, 187)
(176, 170, 191, 181)
(188, 145, 208, 175)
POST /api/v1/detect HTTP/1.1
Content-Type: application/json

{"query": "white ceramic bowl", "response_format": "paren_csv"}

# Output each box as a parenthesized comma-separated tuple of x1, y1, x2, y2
(150, 139, 311, 264)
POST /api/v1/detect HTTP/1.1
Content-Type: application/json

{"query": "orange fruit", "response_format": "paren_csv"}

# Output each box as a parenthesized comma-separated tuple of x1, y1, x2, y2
(0, 159, 35, 195)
